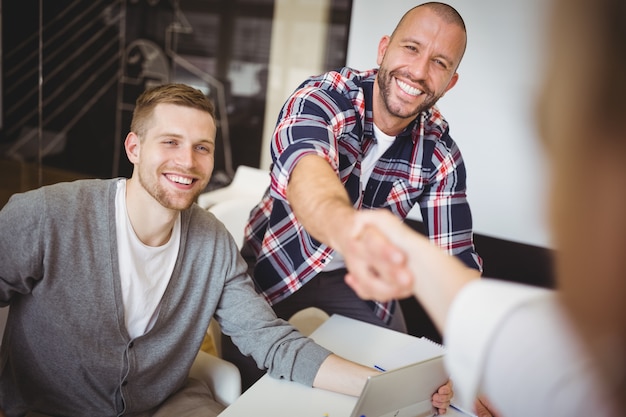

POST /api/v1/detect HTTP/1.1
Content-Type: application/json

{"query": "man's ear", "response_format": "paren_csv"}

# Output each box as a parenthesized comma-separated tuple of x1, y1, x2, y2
(443, 72, 459, 95)
(125, 132, 140, 164)
(376, 35, 391, 66)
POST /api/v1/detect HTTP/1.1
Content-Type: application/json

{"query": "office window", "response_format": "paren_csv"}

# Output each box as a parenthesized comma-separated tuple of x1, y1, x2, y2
(0, 0, 351, 206)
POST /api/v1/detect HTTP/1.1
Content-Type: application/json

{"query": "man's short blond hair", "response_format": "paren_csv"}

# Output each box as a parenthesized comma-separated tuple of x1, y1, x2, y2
(130, 83, 215, 138)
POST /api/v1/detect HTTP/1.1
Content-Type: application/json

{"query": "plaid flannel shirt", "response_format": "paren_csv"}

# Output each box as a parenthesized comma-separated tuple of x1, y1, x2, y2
(245, 67, 482, 324)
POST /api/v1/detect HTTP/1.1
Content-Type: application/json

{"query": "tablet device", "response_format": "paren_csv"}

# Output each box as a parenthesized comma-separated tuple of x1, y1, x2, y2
(350, 355, 447, 417)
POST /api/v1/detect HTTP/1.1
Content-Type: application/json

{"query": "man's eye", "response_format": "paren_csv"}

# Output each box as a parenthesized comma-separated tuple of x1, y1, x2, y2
(197, 145, 212, 153)
(434, 59, 447, 69)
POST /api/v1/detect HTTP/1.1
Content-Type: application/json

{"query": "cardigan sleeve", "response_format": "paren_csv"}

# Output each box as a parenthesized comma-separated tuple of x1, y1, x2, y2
(0, 189, 45, 305)
(213, 245, 331, 386)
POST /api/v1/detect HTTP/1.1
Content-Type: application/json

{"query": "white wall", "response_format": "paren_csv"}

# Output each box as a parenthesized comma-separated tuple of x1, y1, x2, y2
(347, 0, 552, 248)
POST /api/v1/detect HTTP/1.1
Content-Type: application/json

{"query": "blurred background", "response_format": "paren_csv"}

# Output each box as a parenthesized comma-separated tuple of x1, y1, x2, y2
(0, 0, 353, 207)
(0, 0, 556, 344)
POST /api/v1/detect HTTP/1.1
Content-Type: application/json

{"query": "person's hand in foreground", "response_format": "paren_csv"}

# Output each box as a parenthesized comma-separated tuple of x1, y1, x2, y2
(432, 380, 454, 414)
(340, 209, 414, 300)
(345, 209, 479, 332)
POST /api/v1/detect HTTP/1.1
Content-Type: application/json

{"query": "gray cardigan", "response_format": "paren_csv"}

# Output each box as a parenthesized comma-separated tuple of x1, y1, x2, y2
(0, 179, 331, 417)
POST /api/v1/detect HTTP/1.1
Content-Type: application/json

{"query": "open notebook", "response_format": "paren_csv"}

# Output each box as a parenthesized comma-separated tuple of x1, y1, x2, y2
(349, 354, 447, 417)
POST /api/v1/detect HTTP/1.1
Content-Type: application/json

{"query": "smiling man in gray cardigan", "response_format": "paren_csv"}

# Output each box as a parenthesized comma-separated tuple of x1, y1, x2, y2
(0, 84, 456, 417)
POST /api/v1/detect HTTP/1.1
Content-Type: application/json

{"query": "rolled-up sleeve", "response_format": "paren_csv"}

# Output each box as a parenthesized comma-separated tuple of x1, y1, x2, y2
(269, 86, 350, 201)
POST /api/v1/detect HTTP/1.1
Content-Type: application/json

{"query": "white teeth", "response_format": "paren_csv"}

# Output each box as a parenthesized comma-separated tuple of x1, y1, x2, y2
(396, 79, 422, 96)
(168, 174, 193, 185)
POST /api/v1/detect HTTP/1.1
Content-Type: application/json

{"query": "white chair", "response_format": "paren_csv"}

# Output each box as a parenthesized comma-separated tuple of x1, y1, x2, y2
(189, 350, 241, 406)
(208, 196, 261, 250)
(0, 306, 241, 407)
(198, 165, 270, 210)
(288, 307, 330, 337)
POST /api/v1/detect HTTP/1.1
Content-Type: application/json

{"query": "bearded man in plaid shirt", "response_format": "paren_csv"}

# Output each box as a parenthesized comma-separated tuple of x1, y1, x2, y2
(224, 2, 482, 390)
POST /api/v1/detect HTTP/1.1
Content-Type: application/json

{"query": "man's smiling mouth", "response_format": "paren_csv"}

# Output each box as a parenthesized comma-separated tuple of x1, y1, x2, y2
(166, 174, 194, 185)
(396, 79, 423, 97)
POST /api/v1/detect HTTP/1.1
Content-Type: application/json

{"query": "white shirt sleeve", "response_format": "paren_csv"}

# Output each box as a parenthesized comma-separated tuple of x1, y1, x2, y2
(444, 279, 612, 417)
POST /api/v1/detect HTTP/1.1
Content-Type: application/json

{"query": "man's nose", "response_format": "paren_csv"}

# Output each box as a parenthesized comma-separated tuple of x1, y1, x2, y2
(408, 54, 429, 81)
(175, 146, 195, 167)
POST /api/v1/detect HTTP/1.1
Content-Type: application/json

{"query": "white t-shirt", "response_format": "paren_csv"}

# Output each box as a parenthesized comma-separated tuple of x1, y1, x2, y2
(445, 279, 615, 416)
(115, 179, 180, 339)
(359, 123, 396, 191)
(323, 124, 395, 271)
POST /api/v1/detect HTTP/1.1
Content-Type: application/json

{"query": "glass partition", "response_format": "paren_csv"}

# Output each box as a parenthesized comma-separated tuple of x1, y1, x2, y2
(0, 0, 352, 207)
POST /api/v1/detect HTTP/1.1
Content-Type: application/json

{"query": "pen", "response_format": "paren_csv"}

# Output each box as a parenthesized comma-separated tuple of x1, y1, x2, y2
(450, 403, 478, 416)
(373, 364, 386, 372)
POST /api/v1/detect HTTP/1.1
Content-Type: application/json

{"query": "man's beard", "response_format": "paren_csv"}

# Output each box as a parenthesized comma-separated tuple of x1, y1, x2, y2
(377, 67, 441, 118)
(138, 168, 204, 211)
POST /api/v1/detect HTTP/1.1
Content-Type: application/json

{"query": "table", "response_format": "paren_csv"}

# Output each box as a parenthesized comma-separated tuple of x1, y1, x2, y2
(218, 314, 469, 416)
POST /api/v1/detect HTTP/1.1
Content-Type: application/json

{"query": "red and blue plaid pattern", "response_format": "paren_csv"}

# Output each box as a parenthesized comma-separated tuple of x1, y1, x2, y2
(245, 67, 482, 324)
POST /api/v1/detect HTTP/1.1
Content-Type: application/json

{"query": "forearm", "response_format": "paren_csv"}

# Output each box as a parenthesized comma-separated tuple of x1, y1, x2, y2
(313, 353, 454, 414)
(312, 354, 377, 396)
(286, 154, 355, 251)
(408, 241, 480, 333)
